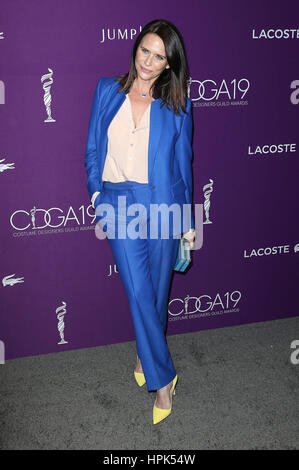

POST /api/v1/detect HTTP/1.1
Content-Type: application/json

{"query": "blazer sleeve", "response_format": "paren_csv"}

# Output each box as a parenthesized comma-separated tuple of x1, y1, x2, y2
(84, 78, 103, 200)
(175, 98, 195, 230)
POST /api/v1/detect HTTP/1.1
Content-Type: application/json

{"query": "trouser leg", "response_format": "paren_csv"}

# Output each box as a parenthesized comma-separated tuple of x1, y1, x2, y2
(147, 237, 180, 334)
(100, 183, 177, 391)
(107, 234, 176, 391)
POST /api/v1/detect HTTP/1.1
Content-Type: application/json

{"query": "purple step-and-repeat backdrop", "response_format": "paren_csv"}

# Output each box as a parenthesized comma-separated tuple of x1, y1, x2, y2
(1, 1, 298, 361)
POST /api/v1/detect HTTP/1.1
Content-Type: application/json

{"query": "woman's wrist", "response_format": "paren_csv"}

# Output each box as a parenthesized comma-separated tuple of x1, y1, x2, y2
(183, 228, 195, 235)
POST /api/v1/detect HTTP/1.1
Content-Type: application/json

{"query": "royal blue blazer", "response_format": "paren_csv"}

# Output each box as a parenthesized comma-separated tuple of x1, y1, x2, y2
(84, 76, 195, 233)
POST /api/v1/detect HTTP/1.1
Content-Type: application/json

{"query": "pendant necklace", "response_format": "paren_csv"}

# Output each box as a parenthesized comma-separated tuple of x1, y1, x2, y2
(134, 82, 148, 98)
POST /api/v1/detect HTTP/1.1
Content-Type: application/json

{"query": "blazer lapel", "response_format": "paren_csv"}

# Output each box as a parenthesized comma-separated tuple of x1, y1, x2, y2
(148, 99, 162, 182)
(98, 86, 162, 186)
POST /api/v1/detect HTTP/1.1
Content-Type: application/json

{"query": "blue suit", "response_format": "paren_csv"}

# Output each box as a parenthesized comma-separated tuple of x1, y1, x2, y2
(84, 76, 195, 390)
(84, 76, 195, 233)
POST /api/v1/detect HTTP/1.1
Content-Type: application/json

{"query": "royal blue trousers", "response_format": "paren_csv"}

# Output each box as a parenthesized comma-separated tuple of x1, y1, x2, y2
(96, 180, 180, 391)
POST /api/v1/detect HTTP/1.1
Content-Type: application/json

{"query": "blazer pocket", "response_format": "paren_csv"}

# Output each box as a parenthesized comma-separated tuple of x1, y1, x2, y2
(171, 177, 186, 198)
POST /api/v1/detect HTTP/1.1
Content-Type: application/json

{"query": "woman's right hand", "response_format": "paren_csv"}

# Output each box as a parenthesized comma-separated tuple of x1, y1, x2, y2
(182, 228, 196, 249)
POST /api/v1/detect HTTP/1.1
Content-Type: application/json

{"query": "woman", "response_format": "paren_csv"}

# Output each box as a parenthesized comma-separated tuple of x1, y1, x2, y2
(84, 19, 196, 424)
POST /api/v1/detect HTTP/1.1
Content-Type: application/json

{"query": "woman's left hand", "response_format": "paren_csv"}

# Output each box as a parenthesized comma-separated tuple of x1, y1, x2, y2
(182, 229, 196, 249)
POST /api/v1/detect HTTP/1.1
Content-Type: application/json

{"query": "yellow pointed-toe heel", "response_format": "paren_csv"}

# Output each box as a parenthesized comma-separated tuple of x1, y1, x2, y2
(134, 354, 146, 387)
(134, 370, 146, 386)
(153, 374, 178, 424)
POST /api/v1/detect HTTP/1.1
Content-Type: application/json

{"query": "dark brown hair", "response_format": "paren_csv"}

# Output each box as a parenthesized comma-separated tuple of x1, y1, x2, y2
(114, 19, 190, 116)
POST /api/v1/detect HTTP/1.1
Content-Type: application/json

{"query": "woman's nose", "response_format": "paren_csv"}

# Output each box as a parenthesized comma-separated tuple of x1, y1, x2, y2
(145, 55, 153, 66)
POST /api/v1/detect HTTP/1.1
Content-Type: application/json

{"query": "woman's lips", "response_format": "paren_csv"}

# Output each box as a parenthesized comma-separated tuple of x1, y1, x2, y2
(141, 66, 151, 73)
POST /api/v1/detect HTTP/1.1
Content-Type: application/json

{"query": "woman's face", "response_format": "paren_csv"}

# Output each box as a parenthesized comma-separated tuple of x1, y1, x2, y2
(135, 33, 170, 82)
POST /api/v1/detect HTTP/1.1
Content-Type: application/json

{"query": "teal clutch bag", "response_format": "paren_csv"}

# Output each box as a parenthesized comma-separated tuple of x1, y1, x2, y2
(174, 237, 191, 272)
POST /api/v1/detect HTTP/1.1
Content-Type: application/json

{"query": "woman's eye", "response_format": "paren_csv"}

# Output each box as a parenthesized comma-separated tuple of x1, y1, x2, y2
(141, 48, 164, 60)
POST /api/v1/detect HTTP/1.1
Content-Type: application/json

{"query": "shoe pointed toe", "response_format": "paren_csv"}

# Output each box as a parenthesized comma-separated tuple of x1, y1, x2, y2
(134, 370, 146, 387)
(153, 400, 171, 424)
(153, 375, 178, 424)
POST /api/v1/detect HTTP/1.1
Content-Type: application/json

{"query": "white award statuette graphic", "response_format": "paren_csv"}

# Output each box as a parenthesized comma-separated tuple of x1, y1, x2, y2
(2, 274, 24, 286)
(41, 68, 56, 123)
(30, 206, 37, 229)
(184, 295, 190, 313)
(56, 301, 68, 345)
(203, 179, 214, 224)
(0, 158, 15, 172)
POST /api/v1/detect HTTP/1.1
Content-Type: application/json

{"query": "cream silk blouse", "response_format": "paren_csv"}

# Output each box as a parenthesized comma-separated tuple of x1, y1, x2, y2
(91, 94, 151, 206)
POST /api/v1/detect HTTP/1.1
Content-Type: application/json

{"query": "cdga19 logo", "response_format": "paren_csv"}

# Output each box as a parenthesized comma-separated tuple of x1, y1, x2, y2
(168, 291, 241, 316)
(188, 78, 250, 101)
(10, 205, 96, 230)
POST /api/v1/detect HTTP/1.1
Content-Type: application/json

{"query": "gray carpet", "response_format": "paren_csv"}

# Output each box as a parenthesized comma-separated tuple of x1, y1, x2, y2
(0, 316, 298, 450)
